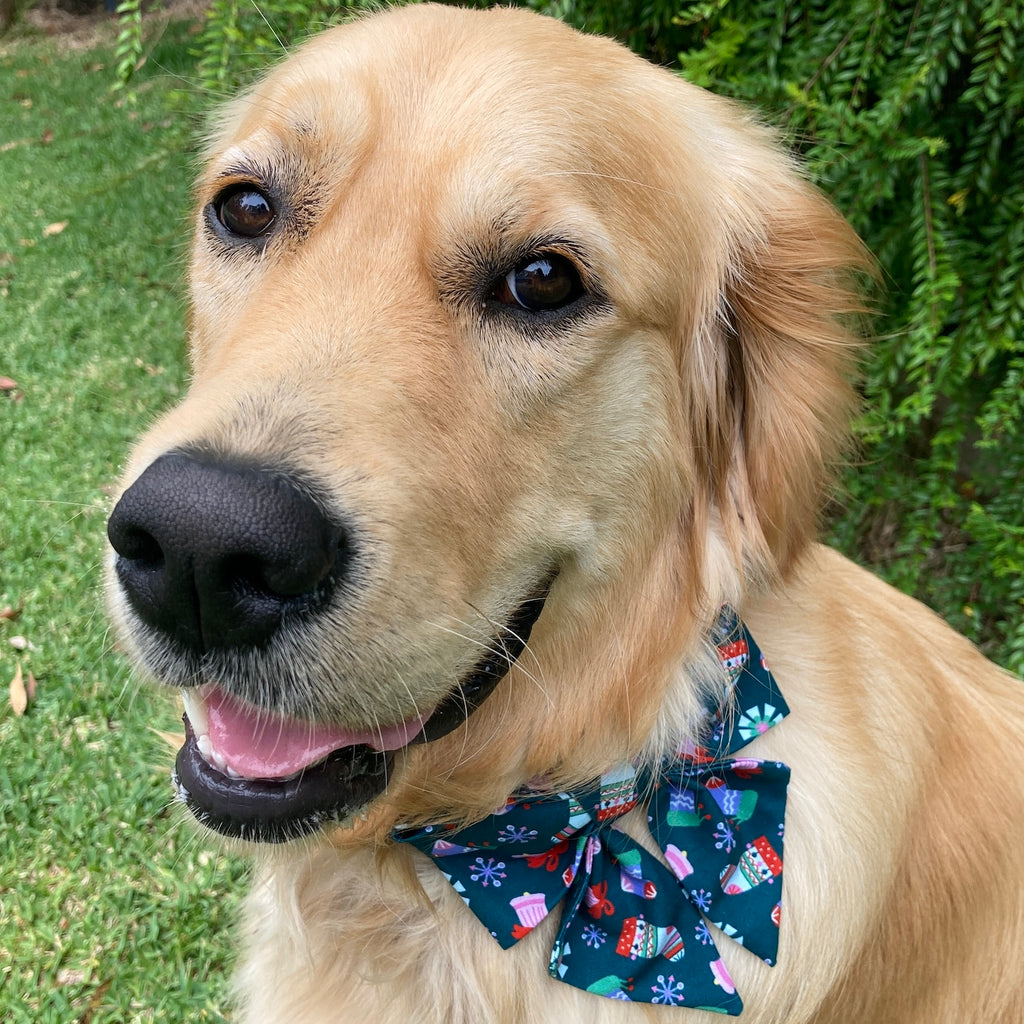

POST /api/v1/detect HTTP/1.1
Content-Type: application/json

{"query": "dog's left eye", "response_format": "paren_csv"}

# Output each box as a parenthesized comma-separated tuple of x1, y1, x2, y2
(491, 254, 585, 313)
(212, 185, 277, 239)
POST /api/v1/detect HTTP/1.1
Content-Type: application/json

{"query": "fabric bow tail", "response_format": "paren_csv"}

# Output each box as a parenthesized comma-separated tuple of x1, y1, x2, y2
(649, 757, 790, 969)
(551, 827, 745, 1012)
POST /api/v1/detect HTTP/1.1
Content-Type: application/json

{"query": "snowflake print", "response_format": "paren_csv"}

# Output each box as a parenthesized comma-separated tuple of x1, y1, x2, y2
(713, 821, 736, 853)
(694, 920, 714, 946)
(580, 923, 607, 948)
(651, 973, 685, 1005)
(497, 824, 538, 844)
(469, 857, 507, 887)
(737, 704, 784, 742)
(690, 887, 713, 913)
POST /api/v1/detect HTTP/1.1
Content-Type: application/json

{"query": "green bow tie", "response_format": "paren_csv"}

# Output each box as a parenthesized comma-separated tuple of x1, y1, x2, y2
(393, 609, 790, 1014)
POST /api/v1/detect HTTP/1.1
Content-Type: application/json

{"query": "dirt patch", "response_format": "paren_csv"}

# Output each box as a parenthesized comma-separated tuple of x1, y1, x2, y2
(11, 0, 207, 52)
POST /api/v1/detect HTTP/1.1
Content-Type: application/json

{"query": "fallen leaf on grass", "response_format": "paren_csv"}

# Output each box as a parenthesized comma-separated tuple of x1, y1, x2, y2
(41, 128, 54, 145)
(78, 977, 112, 1024)
(0, 602, 23, 621)
(151, 727, 185, 751)
(0, 377, 17, 392)
(141, 116, 173, 134)
(133, 357, 164, 376)
(43, 221, 68, 237)
(10, 664, 27, 716)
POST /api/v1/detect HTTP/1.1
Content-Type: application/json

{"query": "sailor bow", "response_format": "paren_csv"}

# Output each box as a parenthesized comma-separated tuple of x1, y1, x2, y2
(393, 608, 790, 1014)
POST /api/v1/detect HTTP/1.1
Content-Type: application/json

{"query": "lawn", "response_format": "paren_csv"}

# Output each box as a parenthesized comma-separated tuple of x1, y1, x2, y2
(1, 17, 246, 1023)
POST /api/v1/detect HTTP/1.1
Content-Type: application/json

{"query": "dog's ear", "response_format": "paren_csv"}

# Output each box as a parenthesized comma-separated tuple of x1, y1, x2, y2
(685, 154, 872, 582)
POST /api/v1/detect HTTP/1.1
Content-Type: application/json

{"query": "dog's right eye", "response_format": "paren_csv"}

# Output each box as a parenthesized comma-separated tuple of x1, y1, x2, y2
(491, 253, 586, 313)
(211, 185, 277, 239)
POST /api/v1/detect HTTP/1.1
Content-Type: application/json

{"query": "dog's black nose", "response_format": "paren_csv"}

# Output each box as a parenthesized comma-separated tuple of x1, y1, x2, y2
(107, 452, 346, 651)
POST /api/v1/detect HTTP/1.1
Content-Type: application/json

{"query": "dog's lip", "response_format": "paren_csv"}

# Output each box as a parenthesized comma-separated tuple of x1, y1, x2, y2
(181, 685, 431, 781)
(173, 717, 391, 843)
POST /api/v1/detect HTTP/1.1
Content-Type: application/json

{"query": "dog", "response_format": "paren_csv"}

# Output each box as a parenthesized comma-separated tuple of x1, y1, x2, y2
(105, 5, 1024, 1022)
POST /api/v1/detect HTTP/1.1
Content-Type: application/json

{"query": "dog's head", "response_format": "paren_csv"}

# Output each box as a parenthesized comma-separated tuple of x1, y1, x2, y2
(106, 5, 868, 845)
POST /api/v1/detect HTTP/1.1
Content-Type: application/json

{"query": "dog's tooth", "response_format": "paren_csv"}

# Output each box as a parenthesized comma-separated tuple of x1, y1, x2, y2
(197, 733, 215, 763)
(181, 688, 209, 736)
(187, 691, 245, 778)
(196, 731, 232, 778)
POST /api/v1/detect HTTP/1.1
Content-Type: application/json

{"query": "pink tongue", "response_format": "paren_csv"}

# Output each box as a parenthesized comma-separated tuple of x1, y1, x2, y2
(204, 687, 429, 780)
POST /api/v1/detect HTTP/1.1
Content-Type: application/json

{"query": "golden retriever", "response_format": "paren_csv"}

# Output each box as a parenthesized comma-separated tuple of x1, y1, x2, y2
(105, 5, 1024, 1022)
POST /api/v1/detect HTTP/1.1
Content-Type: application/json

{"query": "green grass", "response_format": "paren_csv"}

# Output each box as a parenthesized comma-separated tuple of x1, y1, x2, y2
(1, 21, 246, 1023)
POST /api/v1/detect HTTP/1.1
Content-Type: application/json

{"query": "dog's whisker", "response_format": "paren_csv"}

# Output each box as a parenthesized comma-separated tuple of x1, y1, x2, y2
(448, 607, 554, 705)
(426, 620, 505, 660)
(428, 614, 554, 712)
(391, 669, 426, 731)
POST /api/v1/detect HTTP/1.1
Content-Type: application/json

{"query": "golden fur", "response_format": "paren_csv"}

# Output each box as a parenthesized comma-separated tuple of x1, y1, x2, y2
(108, 5, 1024, 1022)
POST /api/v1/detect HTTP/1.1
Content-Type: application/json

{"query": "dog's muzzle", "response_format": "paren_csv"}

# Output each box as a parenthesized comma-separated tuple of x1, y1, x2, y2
(107, 450, 551, 843)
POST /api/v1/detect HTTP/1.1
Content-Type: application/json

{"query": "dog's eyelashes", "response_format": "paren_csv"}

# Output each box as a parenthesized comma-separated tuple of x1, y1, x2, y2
(491, 253, 585, 313)
(212, 184, 277, 239)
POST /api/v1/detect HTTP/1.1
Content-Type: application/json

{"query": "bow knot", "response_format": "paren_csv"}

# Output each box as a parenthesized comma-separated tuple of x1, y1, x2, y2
(394, 609, 790, 1014)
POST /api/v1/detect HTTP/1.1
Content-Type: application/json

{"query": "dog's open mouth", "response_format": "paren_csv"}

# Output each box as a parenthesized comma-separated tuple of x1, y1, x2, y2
(172, 580, 552, 843)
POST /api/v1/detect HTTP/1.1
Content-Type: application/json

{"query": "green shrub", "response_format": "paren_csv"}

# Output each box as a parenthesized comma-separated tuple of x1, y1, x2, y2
(116, 0, 1024, 674)
(660, 0, 1024, 674)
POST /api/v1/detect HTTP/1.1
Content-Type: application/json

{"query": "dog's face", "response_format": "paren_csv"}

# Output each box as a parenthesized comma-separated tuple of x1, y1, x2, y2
(106, 5, 866, 844)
